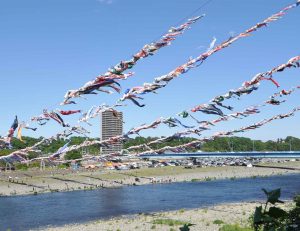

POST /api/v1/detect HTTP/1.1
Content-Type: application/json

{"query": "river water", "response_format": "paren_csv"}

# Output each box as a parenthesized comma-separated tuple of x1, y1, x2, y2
(0, 174, 299, 231)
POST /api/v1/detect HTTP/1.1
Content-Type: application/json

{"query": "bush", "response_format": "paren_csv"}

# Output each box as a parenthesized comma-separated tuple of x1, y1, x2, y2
(28, 151, 39, 160)
(179, 223, 195, 231)
(252, 188, 300, 231)
(285, 195, 300, 230)
(65, 151, 82, 160)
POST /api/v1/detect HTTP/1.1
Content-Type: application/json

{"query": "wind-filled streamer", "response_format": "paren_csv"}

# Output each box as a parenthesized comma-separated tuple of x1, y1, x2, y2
(61, 15, 205, 105)
(119, 1, 300, 107)
(1, 1, 300, 165)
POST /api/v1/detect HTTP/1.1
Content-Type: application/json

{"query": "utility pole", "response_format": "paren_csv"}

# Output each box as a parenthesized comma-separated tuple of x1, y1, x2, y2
(252, 140, 255, 152)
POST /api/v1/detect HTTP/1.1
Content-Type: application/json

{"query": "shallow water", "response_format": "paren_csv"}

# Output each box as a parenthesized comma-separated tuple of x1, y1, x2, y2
(0, 174, 299, 231)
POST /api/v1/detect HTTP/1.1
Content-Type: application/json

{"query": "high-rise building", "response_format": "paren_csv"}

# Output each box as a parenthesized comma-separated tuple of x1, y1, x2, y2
(101, 110, 123, 155)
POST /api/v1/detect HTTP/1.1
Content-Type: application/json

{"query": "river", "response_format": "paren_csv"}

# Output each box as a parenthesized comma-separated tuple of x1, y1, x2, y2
(0, 174, 299, 231)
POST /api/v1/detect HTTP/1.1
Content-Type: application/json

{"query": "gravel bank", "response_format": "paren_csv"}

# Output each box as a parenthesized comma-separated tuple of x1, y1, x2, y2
(0, 161, 299, 196)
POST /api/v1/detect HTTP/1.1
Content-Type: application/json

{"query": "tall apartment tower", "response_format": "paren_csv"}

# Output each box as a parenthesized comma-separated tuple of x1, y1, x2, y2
(101, 110, 123, 155)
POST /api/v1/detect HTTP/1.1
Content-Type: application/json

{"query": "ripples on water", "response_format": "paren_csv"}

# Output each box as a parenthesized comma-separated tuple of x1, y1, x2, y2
(0, 174, 299, 231)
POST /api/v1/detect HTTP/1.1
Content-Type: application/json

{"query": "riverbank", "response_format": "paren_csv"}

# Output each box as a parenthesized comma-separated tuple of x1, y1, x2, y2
(0, 161, 299, 196)
(39, 201, 294, 231)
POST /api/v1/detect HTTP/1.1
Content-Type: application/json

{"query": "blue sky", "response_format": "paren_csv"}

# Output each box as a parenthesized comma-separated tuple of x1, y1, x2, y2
(0, 0, 299, 141)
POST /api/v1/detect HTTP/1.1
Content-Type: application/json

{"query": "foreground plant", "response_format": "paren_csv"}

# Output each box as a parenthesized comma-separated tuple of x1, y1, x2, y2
(179, 223, 195, 231)
(253, 188, 300, 231)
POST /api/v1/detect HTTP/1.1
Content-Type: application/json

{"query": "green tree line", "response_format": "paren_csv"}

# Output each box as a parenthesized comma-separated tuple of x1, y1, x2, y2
(1, 136, 300, 160)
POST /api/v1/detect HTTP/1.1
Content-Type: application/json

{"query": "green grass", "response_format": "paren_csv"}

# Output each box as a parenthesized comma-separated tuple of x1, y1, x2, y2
(152, 219, 189, 226)
(179, 209, 185, 213)
(213, 219, 224, 225)
(15, 163, 29, 171)
(57, 164, 68, 169)
(205, 177, 213, 181)
(219, 224, 253, 231)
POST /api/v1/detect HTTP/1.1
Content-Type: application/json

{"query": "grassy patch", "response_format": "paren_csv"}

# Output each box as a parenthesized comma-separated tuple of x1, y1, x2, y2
(219, 224, 252, 231)
(152, 219, 189, 226)
(205, 177, 213, 181)
(57, 164, 69, 169)
(14, 163, 29, 171)
(179, 209, 185, 213)
(213, 219, 224, 225)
